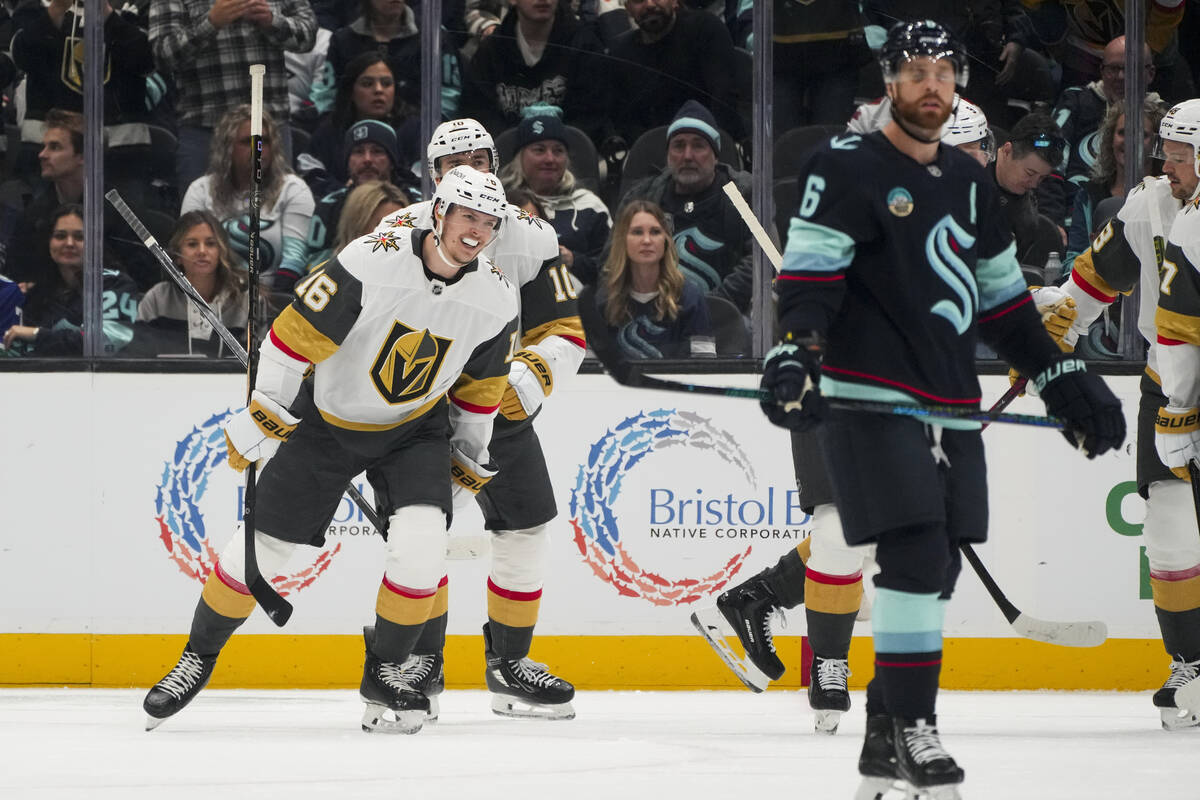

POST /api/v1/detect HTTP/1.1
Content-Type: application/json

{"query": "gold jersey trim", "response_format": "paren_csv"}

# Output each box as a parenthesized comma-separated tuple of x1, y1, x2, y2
(272, 306, 340, 364)
(317, 392, 443, 432)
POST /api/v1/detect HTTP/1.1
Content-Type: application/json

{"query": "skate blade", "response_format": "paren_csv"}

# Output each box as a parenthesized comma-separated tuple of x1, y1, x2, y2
(360, 701, 425, 734)
(425, 695, 440, 723)
(902, 782, 963, 800)
(144, 715, 167, 732)
(854, 776, 903, 800)
(813, 708, 842, 735)
(1160, 706, 1200, 730)
(689, 608, 770, 692)
(490, 694, 575, 720)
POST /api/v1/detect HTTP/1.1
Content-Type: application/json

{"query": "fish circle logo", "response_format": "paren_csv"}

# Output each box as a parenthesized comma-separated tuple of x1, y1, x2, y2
(154, 409, 340, 593)
(569, 408, 753, 605)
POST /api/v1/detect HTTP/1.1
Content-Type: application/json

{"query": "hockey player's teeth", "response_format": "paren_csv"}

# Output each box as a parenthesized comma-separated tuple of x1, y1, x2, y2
(463, 237, 479, 248)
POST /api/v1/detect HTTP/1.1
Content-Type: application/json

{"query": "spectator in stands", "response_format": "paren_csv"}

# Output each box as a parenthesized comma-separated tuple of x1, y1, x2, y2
(1064, 96, 1167, 271)
(285, 25, 334, 129)
(991, 111, 1066, 269)
(131, 209, 248, 358)
(149, 0, 317, 192)
(460, 0, 608, 141)
(319, 180, 409, 266)
(1, 204, 138, 357)
(607, 0, 744, 146)
(324, 0, 463, 121)
(505, 185, 548, 219)
(591, 199, 714, 359)
(10, 0, 154, 181)
(611, 100, 756, 312)
(497, 107, 611, 287)
(1037, 36, 1158, 229)
(180, 105, 315, 294)
(298, 53, 421, 196)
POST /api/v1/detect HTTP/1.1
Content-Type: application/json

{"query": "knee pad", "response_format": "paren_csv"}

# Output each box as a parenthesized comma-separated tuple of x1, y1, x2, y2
(1145, 480, 1200, 573)
(490, 524, 550, 593)
(383, 504, 448, 591)
(218, 523, 297, 585)
(807, 503, 874, 577)
(874, 523, 950, 595)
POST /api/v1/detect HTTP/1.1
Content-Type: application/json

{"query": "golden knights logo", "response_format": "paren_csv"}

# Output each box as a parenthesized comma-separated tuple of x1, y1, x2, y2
(387, 211, 420, 230)
(513, 207, 544, 228)
(371, 322, 452, 403)
(365, 230, 402, 253)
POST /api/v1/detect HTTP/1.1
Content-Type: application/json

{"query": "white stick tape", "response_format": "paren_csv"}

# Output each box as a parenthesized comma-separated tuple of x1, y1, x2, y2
(249, 64, 266, 137)
(722, 181, 782, 271)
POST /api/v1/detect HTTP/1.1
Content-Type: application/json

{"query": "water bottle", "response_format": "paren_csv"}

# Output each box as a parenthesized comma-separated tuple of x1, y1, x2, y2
(1043, 251, 1063, 285)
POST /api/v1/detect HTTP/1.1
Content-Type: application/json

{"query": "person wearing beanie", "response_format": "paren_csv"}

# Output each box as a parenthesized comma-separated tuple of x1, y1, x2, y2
(499, 105, 612, 286)
(609, 99, 758, 312)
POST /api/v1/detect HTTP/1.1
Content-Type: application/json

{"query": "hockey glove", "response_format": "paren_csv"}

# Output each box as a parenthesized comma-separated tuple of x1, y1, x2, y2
(760, 333, 826, 431)
(1154, 405, 1200, 481)
(1008, 286, 1079, 393)
(500, 349, 552, 421)
(1034, 358, 1125, 458)
(450, 447, 499, 508)
(223, 390, 300, 472)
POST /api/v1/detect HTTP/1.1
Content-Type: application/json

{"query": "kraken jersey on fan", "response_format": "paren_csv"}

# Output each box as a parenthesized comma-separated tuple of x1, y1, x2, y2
(266, 227, 518, 458)
(778, 131, 1028, 412)
(378, 199, 586, 421)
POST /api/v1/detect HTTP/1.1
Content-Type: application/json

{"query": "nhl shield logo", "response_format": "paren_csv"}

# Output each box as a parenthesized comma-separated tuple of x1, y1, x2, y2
(371, 323, 452, 403)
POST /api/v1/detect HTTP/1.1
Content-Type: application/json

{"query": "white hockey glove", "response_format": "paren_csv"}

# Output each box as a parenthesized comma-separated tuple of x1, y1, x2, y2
(450, 447, 499, 508)
(1155, 405, 1200, 481)
(499, 349, 553, 421)
(223, 390, 300, 472)
(1009, 286, 1079, 395)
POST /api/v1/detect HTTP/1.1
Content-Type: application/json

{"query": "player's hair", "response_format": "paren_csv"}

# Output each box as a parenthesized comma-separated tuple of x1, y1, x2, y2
(206, 104, 290, 216)
(168, 209, 245, 297)
(335, 180, 410, 251)
(603, 200, 683, 327)
(44, 108, 85, 155)
(1092, 95, 1168, 188)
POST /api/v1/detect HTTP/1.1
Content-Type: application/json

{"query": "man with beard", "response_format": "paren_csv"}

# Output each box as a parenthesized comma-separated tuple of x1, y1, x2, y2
(606, 0, 743, 147)
(761, 20, 1124, 799)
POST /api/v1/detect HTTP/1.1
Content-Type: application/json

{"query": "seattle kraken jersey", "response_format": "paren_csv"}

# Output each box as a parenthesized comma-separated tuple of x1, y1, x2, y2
(778, 131, 1028, 410)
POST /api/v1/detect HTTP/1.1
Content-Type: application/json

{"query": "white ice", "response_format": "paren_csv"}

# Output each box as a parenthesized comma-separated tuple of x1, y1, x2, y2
(0, 689, 1194, 799)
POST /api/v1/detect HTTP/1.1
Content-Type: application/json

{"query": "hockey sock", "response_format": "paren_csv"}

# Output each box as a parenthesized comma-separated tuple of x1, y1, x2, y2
(872, 587, 944, 720)
(487, 577, 541, 659)
(1151, 566, 1200, 660)
(188, 562, 256, 655)
(804, 562, 862, 657)
(373, 576, 438, 662)
(412, 577, 449, 655)
(761, 538, 810, 609)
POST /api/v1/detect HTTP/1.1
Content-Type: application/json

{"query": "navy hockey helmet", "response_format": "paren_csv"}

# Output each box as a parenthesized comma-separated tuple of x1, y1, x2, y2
(880, 20, 969, 88)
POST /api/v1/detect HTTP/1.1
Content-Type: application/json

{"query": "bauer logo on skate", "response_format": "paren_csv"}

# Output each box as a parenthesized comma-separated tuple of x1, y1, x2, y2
(569, 408, 812, 605)
(153, 410, 341, 594)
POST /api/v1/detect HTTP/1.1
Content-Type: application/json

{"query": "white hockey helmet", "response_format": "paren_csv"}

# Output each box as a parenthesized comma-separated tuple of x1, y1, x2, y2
(1156, 98, 1200, 181)
(432, 165, 507, 231)
(426, 118, 498, 179)
(942, 98, 995, 161)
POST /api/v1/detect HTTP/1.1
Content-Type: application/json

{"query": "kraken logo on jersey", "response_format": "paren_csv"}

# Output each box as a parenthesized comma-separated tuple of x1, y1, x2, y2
(675, 227, 723, 292)
(925, 214, 978, 335)
(370, 323, 453, 403)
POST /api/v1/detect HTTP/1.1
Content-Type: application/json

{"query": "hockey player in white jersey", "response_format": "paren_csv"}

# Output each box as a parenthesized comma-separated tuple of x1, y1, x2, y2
(375, 118, 586, 720)
(1029, 98, 1200, 730)
(143, 166, 519, 735)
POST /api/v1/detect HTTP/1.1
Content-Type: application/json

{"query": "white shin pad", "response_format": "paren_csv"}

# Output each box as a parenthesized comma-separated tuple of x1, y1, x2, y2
(490, 525, 550, 593)
(384, 505, 449, 591)
(806, 503, 873, 577)
(1145, 481, 1200, 573)
(218, 523, 298, 584)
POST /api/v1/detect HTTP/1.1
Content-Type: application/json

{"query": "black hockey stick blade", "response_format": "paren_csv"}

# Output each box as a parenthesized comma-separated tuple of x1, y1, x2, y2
(244, 462, 293, 626)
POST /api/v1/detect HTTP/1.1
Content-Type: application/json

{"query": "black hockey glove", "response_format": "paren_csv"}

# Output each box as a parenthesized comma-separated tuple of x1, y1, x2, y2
(760, 333, 826, 431)
(1035, 358, 1125, 459)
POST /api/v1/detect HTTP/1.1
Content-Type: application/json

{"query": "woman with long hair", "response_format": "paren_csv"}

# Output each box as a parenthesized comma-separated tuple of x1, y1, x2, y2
(305, 180, 410, 272)
(1, 204, 139, 356)
(180, 104, 315, 293)
(595, 200, 714, 359)
(132, 210, 249, 358)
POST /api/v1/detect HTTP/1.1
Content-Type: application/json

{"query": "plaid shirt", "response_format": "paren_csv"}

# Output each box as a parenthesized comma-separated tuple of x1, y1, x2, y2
(149, 0, 317, 128)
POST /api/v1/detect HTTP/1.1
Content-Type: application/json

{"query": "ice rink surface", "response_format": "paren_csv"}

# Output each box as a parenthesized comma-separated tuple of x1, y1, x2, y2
(1, 688, 1195, 799)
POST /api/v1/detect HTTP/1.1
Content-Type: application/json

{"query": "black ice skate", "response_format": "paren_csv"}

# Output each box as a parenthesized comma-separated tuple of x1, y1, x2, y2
(399, 651, 445, 721)
(1153, 655, 1200, 730)
(359, 627, 430, 734)
(854, 713, 902, 800)
(143, 644, 218, 730)
(808, 654, 851, 734)
(891, 716, 964, 800)
(483, 623, 575, 720)
(689, 576, 785, 692)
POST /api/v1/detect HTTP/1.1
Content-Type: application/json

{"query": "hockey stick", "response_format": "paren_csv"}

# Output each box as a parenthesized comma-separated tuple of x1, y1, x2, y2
(726, 183, 1106, 646)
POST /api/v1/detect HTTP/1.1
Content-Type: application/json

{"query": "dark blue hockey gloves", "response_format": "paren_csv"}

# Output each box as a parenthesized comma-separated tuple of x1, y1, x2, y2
(760, 334, 826, 431)
(1035, 358, 1125, 458)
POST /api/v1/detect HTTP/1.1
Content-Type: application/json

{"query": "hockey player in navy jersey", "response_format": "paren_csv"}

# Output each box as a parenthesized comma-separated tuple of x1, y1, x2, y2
(760, 20, 1125, 799)
(143, 166, 519, 735)
(375, 118, 585, 721)
(1029, 98, 1200, 731)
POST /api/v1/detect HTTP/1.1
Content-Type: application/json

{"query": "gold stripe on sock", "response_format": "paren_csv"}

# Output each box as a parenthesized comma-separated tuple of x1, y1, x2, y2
(1151, 573, 1200, 613)
(200, 570, 256, 619)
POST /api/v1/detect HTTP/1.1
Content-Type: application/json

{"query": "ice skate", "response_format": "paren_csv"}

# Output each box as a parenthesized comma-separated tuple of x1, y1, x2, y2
(359, 627, 430, 734)
(484, 623, 575, 720)
(855, 713, 903, 799)
(808, 654, 851, 734)
(1153, 655, 1200, 730)
(399, 651, 445, 721)
(689, 575, 784, 692)
(891, 716, 964, 799)
(143, 644, 218, 730)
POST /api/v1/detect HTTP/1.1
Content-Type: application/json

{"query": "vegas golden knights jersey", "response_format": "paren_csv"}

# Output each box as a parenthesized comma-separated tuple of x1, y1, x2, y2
(267, 227, 519, 459)
(1154, 197, 1200, 406)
